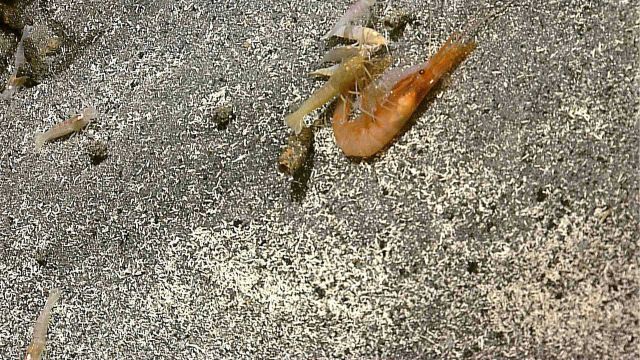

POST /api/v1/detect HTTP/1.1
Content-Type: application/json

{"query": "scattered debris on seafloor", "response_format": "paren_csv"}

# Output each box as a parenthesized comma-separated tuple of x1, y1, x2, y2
(278, 121, 315, 175)
(86, 139, 109, 165)
(210, 105, 235, 131)
(188, 87, 235, 132)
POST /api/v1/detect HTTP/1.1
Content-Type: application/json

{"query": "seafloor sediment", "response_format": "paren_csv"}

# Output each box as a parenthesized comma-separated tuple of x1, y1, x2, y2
(0, 0, 638, 358)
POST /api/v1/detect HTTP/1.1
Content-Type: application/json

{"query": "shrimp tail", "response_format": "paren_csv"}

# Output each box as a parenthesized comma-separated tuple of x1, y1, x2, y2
(285, 112, 305, 135)
(1, 86, 16, 100)
(42, 288, 61, 313)
(285, 78, 340, 134)
(25, 288, 61, 360)
(34, 132, 46, 151)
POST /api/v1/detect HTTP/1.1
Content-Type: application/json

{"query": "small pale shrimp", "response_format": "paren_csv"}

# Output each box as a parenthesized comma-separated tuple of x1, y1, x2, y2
(34, 107, 98, 151)
(332, 33, 476, 157)
(25, 288, 61, 360)
(323, 0, 387, 47)
(328, 25, 388, 46)
(323, 0, 376, 40)
(285, 54, 369, 134)
(1, 25, 33, 100)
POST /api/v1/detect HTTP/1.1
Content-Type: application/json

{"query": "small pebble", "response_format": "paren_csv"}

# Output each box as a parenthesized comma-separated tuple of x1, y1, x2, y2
(211, 105, 234, 130)
(86, 139, 108, 165)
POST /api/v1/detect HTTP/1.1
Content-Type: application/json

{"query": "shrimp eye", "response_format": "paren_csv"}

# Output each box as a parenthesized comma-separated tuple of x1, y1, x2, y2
(419, 69, 425, 75)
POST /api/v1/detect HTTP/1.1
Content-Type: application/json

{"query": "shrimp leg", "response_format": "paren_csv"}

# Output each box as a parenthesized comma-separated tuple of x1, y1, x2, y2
(333, 34, 476, 157)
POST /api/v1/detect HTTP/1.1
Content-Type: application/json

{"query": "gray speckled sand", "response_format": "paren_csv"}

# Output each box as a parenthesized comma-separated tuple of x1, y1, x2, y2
(1, 0, 638, 358)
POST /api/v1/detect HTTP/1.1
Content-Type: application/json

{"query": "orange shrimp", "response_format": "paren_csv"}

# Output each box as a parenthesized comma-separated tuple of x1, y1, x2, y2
(332, 33, 476, 157)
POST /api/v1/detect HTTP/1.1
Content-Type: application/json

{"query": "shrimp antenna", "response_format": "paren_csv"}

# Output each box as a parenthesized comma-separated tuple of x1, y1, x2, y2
(379, 1, 392, 57)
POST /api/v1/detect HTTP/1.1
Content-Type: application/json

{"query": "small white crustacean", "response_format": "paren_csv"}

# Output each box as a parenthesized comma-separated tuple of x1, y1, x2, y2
(34, 107, 98, 151)
(1, 25, 33, 100)
(323, 0, 376, 39)
(25, 288, 61, 360)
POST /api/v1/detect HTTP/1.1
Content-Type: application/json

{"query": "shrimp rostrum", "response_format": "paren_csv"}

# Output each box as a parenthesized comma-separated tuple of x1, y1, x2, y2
(333, 33, 476, 158)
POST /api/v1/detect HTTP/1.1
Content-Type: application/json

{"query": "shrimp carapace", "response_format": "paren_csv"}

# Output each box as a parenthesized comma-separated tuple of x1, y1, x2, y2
(333, 34, 476, 157)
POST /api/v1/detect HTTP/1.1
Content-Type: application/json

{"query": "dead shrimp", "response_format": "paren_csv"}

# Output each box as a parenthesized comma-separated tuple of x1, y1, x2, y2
(285, 54, 370, 134)
(284, 0, 393, 135)
(332, 33, 476, 157)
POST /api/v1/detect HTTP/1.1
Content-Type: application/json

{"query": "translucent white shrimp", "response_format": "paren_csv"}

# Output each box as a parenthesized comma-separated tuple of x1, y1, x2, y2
(322, 0, 387, 46)
(25, 288, 61, 360)
(323, 0, 376, 39)
(34, 107, 98, 151)
(1, 25, 33, 100)
(15, 25, 33, 69)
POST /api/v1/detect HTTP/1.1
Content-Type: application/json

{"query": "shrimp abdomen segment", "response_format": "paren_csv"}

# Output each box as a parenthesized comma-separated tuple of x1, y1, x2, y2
(333, 89, 417, 157)
(285, 81, 340, 134)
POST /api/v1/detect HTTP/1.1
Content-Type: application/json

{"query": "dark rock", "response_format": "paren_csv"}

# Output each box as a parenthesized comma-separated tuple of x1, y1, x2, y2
(86, 139, 109, 165)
